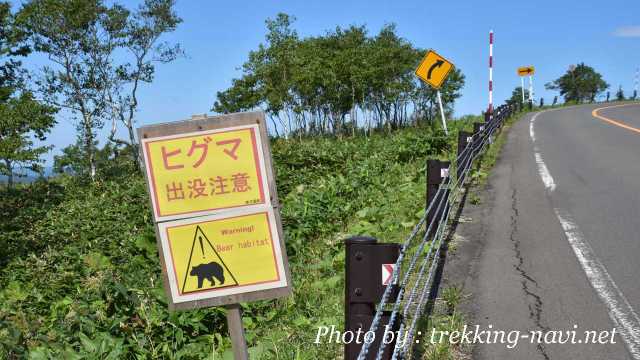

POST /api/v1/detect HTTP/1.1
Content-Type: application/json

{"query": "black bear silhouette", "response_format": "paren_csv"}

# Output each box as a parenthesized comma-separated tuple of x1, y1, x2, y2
(190, 262, 225, 288)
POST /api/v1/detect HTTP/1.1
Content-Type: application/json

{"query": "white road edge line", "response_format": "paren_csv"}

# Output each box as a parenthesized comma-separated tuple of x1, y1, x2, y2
(554, 209, 640, 358)
(530, 112, 555, 191)
(529, 119, 536, 141)
(534, 152, 555, 192)
(530, 109, 640, 359)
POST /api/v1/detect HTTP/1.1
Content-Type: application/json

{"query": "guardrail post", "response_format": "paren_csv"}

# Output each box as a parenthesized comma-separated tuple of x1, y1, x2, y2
(344, 236, 400, 360)
(472, 123, 485, 156)
(426, 159, 451, 229)
(456, 131, 473, 181)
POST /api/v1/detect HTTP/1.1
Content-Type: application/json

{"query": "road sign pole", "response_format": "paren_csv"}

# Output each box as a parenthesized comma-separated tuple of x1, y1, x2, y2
(521, 77, 525, 103)
(633, 68, 640, 96)
(226, 304, 249, 360)
(529, 75, 534, 103)
(415, 50, 455, 122)
(488, 30, 494, 115)
(436, 90, 448, 135)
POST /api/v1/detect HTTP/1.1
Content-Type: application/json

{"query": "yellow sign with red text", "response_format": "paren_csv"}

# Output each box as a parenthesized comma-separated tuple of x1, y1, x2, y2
(141, 125, 269, 222)
(158, 208, 287, 303)
(139, 112, 291, 309)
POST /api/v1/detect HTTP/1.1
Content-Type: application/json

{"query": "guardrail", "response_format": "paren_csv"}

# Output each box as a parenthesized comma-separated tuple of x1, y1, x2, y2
(345, 102, 519, 360)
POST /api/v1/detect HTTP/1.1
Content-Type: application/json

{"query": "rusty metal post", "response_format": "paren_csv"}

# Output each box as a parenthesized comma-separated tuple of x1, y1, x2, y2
(474, 122, 485, 135)
(344, 237, 400, 360)
(426, 160, 451, 229)
(457, 131, 473, 181)
(225, 304, 249, 360)
(472, 123, 486, 156)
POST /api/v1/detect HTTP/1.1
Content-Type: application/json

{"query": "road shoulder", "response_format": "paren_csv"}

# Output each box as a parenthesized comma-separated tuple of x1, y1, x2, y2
(440, 111, 630, 360)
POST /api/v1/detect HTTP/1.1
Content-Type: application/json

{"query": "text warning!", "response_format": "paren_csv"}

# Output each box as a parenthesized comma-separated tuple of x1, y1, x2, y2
(159, 209, 287, 303)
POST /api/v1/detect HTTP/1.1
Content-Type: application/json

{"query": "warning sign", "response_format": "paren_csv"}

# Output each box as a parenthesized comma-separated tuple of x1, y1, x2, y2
(415, 50, 455, 89)
(139, 112, 291, 310)
(180, 226, 239, 294)
(382, 264, 397, 286)
(141, 124, 270, 222)
(158, 208, 288, 304)
(517, 66, 535, 76)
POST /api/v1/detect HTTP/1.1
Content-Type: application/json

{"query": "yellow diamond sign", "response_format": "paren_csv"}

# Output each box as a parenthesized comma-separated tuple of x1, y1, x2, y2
(415, 50, 454, 89)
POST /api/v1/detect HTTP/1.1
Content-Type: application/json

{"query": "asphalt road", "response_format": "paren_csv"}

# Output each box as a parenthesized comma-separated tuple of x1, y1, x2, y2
(450, 102, 640, 359)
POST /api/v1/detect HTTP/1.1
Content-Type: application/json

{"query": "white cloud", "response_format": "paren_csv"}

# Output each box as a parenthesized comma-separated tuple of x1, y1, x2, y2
(613, 26, 640, 37)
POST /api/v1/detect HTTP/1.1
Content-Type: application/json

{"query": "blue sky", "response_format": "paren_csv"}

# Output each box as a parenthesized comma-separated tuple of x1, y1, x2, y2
(15, 0, 640, 165)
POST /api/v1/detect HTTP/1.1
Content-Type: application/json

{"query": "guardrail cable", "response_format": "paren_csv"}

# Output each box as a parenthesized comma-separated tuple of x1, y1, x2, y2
(357, 104, 517, 360)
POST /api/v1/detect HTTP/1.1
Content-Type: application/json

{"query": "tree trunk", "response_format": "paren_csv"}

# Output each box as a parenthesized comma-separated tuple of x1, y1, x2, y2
(269, 116, 280, 137)
(6, 160, 13, 189)
(127, 121, 141, 169)
(83, 115, 97, 180)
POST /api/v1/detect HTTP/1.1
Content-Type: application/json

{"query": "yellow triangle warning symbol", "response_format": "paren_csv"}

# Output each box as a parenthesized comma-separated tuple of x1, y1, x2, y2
(181, 226, 238, 294)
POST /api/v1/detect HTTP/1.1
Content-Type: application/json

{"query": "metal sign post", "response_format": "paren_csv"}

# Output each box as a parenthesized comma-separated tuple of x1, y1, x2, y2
(517, 66, 535, 105)
(226, 304, 249, 360)
(436, 90, 449, 135)
(634, 68, 639, 99)
(415, 49, 455, 135)
(488, 30, 494, 115)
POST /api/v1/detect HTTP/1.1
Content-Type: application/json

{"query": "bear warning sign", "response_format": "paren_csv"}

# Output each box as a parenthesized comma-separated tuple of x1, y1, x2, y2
(158, 208, 287, 305)
(138, 111, 291, 311)
(180, 225, 239, 293)
(140, 124, 270, 222)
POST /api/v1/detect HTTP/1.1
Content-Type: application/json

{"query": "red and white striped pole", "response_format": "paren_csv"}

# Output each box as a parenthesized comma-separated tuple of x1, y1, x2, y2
(488, 30, 494, 116)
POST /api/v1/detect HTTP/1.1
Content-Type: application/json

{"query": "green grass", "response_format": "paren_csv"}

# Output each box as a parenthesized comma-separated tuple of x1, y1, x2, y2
(0, 112, 513, 359)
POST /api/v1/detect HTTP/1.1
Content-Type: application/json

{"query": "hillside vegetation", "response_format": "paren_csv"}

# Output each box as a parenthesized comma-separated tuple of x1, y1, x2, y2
(0, 119, 481, 359)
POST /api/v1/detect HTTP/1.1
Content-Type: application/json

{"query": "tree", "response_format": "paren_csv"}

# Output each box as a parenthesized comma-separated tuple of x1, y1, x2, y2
(213, 13, 301, 137)
(506, 86, 529, 106)
(616, 86, 625, 101)
(412, 67, 465, 125)
(0, 2, 57, 188)
(545, 63, 608, 103)
(213, 14, 465, 137)
(0, 91, 56, 187)
(53, 138, 131, 178)
(105, 0, 182, 166)
(0, 2, 29, 100)
(17, 0, 129, 180)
